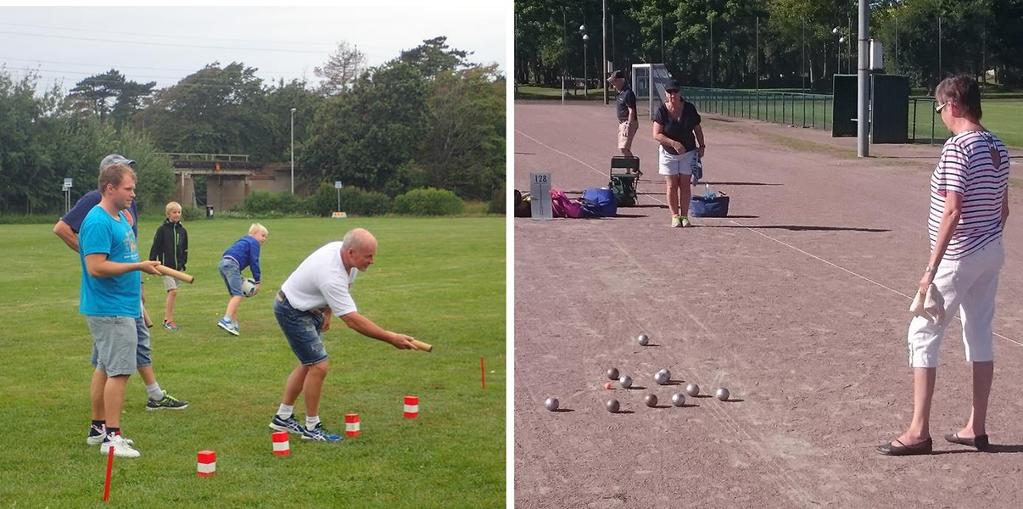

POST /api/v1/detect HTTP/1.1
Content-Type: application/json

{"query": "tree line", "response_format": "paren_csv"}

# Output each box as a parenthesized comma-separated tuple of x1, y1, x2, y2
(0, 36, 505, 215)
(515, 0, 1023, 92)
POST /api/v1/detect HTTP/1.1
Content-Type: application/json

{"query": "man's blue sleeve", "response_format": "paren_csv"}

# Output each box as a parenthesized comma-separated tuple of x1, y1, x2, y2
(61, 191, 101, 233)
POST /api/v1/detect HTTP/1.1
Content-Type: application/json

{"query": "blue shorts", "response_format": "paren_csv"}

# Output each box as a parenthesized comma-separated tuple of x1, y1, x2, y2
(218, 258, 244, 297)
(274, 294, 328, 366)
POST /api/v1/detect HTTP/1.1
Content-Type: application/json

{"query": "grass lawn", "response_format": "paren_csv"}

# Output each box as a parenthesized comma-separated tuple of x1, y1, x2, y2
(0, 216, 505, 508)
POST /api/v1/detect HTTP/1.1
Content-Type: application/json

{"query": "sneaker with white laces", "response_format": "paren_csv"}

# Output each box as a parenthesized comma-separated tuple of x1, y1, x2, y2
(269, 414, 306, 435)
(671, 215, 682, 228)
(100, 434, 140, 458)
(680, 216, 691, 228)
(146, 390, 188, 411)
(87, 425, 136, 446)
(217, 318, 239, 336)
(86, 424, 106, 445)
(301, 423, 343, 442)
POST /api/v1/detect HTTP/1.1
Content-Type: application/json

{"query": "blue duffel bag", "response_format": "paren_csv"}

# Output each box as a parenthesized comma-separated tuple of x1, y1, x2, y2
(581, 187, 617, 218)
(689, 192, 729, 217)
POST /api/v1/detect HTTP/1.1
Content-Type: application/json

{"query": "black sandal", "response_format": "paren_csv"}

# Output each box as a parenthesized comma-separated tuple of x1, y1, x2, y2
(944, 432, 989, 451)
(877, 437, 933, 456)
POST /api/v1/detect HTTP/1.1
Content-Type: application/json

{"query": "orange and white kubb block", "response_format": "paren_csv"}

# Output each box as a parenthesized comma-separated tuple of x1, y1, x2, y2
(404, 395, 419, 419)
(197, 450, 216, 477)
(271, 431, 290, 457)
(344, 413, 361, 437)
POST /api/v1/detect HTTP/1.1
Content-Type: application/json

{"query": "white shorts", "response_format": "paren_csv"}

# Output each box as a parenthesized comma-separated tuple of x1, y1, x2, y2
(907, 238, 1004, 368)
(658, 146, 698, 176)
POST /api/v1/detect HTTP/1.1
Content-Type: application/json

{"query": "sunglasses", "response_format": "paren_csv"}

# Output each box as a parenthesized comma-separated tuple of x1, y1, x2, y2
(935, 101, 949, 113)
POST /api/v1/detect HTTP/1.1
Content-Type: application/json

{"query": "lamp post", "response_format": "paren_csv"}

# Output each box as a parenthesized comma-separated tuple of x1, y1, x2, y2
(580, 25, 589, 98)
(290, 107, 296, 195)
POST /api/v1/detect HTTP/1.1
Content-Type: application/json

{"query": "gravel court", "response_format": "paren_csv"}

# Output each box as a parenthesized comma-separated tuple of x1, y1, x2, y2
(514, 101, 1023, 507)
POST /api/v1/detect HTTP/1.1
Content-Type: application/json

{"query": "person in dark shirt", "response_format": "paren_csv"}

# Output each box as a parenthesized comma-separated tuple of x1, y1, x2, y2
(217, 223, 268, 336)
(608, 70, 639, 159)
(149, 201, 188, 331)
(652, 80, 706, 228)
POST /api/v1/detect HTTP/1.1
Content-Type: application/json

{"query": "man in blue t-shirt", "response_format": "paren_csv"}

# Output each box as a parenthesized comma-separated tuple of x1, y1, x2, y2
(54, 154, 188, 452)
(78, 162, 162, 458)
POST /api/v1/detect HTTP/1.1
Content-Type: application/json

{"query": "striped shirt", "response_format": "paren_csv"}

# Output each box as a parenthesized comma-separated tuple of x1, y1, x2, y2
(929, 130, 1010, 259)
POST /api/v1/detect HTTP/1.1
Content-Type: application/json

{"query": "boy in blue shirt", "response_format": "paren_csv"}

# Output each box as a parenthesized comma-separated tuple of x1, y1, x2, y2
(217, 223, 268, 335)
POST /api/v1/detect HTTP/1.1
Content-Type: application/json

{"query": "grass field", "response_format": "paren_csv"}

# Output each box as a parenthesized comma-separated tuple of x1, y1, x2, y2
(0, 216, 505, 508)
(518, 85, 1023, 147)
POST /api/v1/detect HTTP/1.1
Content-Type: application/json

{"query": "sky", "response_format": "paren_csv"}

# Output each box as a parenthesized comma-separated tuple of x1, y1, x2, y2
(0, 2, 507, 93)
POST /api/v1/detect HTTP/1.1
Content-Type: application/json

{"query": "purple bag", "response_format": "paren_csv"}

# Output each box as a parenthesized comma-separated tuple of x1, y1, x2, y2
(551, 189, 583, 218)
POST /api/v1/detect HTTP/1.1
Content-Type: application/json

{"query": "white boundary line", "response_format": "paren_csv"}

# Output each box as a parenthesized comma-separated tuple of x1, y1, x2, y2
(729, 219, 1023, 349)
(518, 127, 1023, 349)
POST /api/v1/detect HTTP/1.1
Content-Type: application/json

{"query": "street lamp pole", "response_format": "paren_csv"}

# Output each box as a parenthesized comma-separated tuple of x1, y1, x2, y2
(580, 25, 588, 98)
(290, 107, 296, 195)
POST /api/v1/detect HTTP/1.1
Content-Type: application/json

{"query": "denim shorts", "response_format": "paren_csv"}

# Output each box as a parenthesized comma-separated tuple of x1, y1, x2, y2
(274, 295, 328, 366)
(87, 316, 139, 376)
(219, 257, 244, 297)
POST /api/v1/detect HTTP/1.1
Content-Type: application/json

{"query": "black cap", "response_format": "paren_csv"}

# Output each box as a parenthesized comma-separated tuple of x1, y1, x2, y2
(607, 70, 625, 82)
(664, 80, 682, 92)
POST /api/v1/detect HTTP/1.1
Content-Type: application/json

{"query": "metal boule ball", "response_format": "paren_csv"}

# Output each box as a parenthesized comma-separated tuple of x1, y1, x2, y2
(637, 334, 650, 346)
(606, 367, 619, 380)
(544, 397, 559, 411)
(671, 393, 686, 407)
(654, 369, 670, 385)
(715, 388, 730, 401)
(619, 375, 633, 389)
(644, 394, 658, 407)
(685, 383, 700, 397)
(606, 399, 620, 413)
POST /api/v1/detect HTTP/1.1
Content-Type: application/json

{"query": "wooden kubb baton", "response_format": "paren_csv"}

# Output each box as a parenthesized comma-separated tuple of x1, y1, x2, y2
(156, 265, 195, 284)
(410, 339, 433, 352)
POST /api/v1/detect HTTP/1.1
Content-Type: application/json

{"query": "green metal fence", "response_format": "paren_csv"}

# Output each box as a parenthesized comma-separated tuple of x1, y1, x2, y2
(684, 87, 946, 144)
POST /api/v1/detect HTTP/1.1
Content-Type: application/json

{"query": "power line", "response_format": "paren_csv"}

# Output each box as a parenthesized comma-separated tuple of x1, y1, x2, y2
(0, 21, 337, 48)
(0, 55, 310, 76)
(0, 30, 333, 54)
(3, 65, 318, 90)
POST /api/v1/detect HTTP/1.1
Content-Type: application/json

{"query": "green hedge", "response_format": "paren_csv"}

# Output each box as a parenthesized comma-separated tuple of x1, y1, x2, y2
(392, 187, 465, 216)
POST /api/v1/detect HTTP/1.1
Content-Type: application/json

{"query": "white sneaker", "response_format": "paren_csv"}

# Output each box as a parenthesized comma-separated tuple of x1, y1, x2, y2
(671, 215, 682, 228)
(680, 216, 691, 228)
(100, 434, 140, 458)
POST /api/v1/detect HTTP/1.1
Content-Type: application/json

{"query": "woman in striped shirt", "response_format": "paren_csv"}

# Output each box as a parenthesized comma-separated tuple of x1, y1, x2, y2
(879, 75, 1010, 456)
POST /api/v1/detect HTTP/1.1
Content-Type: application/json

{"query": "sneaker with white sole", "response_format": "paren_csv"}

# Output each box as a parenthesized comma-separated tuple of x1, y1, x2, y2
(671, 215, 682, 228)
(217, 318, 239, 336)
(86, 424, 106, 445)
(269, 414, 306, 435)
(302, 423, 343, 442)
(146, 390, 188, 411)
(680, 216, 691, 227)
(100, 434, 140, 458)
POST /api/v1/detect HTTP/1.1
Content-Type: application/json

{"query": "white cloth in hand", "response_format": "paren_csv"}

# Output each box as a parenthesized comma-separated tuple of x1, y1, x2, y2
(909, 283, 945, 323)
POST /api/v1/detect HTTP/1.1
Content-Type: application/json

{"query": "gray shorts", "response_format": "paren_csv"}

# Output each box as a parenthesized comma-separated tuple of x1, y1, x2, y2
(87, 316, 139, 376)
(162, 275, 181, 292)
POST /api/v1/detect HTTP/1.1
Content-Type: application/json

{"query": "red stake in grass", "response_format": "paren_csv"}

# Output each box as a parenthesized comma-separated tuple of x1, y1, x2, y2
(102, 445, 114, 502)
(481, 356, 486, 390)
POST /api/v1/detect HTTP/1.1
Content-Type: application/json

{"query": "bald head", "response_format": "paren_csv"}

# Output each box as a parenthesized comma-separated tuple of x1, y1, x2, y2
(341, 228, 377, 271)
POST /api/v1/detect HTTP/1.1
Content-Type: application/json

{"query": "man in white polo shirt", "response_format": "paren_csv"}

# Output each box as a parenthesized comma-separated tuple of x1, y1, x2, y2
(267, 228, 416, 441)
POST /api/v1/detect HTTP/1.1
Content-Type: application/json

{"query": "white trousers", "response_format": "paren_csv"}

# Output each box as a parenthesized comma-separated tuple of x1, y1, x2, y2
(907, 238, 1004, 368)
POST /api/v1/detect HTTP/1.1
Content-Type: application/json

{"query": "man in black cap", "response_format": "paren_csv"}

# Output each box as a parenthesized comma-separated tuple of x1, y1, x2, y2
(608, 70, 638, 158)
